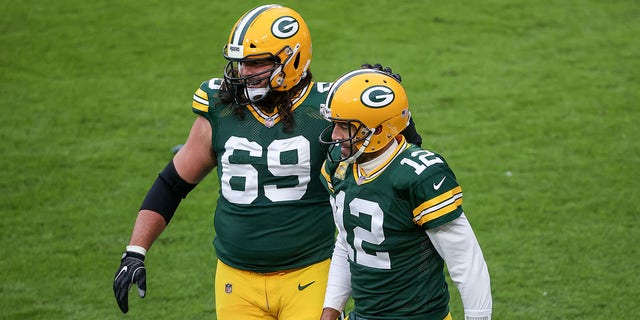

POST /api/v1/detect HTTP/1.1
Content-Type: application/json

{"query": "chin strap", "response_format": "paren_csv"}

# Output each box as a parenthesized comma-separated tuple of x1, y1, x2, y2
(344, 130, 374, 163)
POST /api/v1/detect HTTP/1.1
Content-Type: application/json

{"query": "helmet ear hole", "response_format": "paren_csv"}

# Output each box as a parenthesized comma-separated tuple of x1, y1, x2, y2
(293, 52, 300, 69)
(374, 126, 383, 134)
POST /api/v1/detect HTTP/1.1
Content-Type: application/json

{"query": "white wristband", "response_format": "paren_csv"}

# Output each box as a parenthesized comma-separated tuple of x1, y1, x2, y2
(126, 245, 147, 256)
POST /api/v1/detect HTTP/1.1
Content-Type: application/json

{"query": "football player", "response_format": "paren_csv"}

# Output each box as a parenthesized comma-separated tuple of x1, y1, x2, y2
(113, 4, 422, 320)
(318, 69, 492, 320)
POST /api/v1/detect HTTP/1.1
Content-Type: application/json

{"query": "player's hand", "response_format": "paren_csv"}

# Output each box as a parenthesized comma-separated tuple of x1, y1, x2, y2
(113, 251, 147, 313)
(360, 63, 402, 82)
(320, 307, 344, 320)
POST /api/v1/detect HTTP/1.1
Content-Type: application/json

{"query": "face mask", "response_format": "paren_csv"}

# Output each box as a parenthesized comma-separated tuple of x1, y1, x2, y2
(246, 87, 269, 101)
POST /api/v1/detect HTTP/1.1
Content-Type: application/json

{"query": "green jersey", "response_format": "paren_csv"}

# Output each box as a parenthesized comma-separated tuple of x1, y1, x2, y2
(192, 78, 335, 273)
(320, 137, 463, 320)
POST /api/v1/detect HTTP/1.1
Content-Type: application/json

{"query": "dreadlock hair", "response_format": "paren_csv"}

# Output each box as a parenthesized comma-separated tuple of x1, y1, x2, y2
(218, 71, 313, 134)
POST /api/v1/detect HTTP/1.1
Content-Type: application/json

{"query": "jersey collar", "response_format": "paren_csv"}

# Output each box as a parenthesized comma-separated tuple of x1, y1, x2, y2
(246, 82, 313, 127)
(353, 135, 409, 185)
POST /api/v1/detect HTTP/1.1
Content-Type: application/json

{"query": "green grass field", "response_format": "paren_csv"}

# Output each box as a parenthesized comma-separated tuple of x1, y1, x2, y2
(1, 0, 638, 319)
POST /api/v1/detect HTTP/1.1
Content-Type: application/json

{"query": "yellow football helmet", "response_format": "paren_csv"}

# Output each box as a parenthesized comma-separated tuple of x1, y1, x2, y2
(223, 4, 312, 105)
(319, 69, 410, 163)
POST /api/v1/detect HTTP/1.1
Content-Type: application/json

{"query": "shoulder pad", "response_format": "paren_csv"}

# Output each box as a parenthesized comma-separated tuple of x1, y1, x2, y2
(313, 81, 333, 94)
(192, 78, 225, 114)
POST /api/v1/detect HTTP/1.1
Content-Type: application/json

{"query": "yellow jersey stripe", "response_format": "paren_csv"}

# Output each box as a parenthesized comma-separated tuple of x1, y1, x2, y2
(247, 104, 281, 126)
(413, 196, 463, 226)
(412, 186, 463, 224)
(290, 81, 312, 111)
(320, 164, 334, 192)
(192, 88, 209, 112)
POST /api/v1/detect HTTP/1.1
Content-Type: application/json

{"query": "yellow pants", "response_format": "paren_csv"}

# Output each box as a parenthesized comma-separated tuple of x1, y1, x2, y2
(215, 259, 330, 320)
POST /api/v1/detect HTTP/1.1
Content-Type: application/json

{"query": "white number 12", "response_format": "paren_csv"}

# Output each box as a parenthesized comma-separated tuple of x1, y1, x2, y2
(333, 191, 391, 270)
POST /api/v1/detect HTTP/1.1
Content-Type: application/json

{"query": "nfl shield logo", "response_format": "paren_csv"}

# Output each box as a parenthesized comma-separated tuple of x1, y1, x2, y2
(265, 117, 274, 128)
(225, 283, 232, 294)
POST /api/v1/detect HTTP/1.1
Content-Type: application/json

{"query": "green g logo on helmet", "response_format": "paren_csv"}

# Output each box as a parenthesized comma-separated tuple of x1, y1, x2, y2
(272, 16, 299, 39)
(361, 86, 395, 108)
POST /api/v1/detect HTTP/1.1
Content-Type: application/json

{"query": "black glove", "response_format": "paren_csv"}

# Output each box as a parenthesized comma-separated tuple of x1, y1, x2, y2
(113, 251, 147, 313)
(360, 63, 402, 82)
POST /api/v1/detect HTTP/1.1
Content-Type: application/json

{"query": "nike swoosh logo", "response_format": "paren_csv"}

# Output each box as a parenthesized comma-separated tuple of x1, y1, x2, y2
(433, 177, 446, 190)
(115, 266, 128, 281)
(298, 281, 316, 291)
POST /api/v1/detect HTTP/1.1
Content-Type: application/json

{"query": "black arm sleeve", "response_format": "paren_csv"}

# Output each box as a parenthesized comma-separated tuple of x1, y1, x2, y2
(139, 160, 197, 224)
